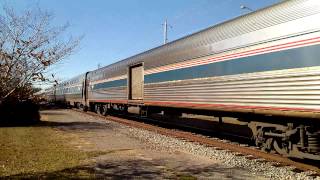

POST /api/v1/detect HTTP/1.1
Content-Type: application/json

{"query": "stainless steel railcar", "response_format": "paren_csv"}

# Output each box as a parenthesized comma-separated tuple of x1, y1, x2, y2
(42, 87, 55, 102)
(52, 0, 320, 160)
(48, 73, 87, 107)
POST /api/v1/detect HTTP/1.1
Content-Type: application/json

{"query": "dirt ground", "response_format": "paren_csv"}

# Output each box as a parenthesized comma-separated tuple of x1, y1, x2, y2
(38, 109, 266, 179)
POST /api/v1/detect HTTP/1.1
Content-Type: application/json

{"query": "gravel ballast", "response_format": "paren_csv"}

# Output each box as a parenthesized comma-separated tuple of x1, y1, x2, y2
(121, 127, 319, 180)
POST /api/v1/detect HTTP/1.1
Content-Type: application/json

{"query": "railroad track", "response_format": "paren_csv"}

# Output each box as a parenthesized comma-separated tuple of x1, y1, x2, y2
(72, 109, 320, 175)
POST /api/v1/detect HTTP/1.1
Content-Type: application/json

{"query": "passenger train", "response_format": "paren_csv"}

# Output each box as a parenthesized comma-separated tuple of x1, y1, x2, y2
(45, 0, 320, 160)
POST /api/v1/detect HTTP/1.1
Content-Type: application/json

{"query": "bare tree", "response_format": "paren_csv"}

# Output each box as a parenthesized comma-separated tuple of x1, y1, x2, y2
(0, 6, 81, 103)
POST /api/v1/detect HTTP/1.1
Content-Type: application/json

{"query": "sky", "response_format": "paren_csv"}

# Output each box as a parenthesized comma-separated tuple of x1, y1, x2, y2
(1, 0, 280, 82)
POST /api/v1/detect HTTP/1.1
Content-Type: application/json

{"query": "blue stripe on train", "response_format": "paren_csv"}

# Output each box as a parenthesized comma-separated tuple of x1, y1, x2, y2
(145, 44, 320, 84)
(93, 44, 320, 90)
(93, 79, 127, 90)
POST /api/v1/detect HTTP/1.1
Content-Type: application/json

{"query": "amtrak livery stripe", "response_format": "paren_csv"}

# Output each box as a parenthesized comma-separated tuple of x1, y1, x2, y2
(144, 36, 320, 75)
(93, 79, 127, 90)
(145, 43, 320, 84)
(92, 42, 320, 90)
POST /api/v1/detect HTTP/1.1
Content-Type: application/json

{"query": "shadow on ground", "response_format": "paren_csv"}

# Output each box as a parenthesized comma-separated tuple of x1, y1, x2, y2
(3, 159, 254, 179)
(0, 100, 40, 127)
(38, 109, 115, 131)
(36, 120, 113, 131)
(0, 106, 113, 132)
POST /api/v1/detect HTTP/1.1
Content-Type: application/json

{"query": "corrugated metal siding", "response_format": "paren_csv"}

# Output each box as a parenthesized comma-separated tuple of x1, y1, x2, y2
(89, 87, 127, 100)
(144, 67, 320, 109)
(64, 93, 82, 103)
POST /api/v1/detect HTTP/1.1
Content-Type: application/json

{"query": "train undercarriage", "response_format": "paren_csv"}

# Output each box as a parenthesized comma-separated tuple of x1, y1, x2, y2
(68, 101, 320, 161)
(248, 121, 320, 160)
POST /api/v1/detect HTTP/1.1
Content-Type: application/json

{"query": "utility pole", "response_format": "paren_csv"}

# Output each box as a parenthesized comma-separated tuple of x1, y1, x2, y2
(163, 19, 168, 44)
(163, 19, 172, 44)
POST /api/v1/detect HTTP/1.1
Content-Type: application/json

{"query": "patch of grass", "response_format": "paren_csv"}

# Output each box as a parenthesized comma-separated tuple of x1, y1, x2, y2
(0, 126, 94, 178)
(177, 174, 197, 180)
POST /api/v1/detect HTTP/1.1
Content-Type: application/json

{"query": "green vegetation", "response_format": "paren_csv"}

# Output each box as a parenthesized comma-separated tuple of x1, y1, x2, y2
(177, 174, 197, 180)
(0, 126, 96, 178)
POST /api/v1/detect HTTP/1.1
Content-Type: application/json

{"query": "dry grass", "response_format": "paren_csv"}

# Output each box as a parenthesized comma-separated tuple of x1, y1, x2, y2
(0, 125, 96, 178)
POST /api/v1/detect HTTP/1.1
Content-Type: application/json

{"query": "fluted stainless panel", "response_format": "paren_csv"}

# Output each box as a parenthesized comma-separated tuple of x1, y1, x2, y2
(89, 87, 127, 100)
(144, 67, 320, 109)
(64, 93, 82, 103)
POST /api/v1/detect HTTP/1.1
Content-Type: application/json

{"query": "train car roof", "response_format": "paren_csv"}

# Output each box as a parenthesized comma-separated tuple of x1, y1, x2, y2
(89, 0, 314, 75)
(58, 73, 86, 87)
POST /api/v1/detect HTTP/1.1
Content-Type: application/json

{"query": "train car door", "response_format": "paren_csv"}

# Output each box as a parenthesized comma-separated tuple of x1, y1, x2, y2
(82, 72, 90, 108)
(128, 63, 144, 100)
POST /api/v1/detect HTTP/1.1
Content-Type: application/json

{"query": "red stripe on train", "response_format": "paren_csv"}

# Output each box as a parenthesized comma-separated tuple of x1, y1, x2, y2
(143, 101, 320, 112)
(90, 99, 128, 104)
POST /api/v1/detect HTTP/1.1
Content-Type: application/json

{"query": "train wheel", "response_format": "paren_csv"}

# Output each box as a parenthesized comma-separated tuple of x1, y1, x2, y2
(95, 104, 101, 115)
(80, 104, 85, 111)
(101, 105, 108, 116)
(261, 138, 274, 153)
(118, 105, 128, 114)
(273, 139, 289, 157)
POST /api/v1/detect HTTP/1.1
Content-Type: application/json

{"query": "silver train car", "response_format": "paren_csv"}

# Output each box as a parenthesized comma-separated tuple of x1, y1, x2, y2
(53, 73, 87, 107)
(49, 0, 320, 160)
